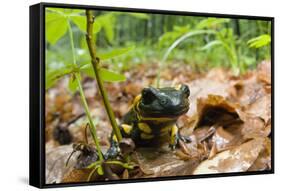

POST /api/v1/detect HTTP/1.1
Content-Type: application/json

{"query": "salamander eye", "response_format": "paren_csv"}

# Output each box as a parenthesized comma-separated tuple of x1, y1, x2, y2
(180, 84, 190, 97)
(159, 97, 168, 105)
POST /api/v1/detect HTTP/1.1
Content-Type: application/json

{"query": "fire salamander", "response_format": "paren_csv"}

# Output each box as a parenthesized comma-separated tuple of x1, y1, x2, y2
(105, 84, 190, 159)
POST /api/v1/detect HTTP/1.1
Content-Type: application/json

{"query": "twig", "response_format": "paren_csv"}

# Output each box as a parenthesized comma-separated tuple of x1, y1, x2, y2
(85, 10, 122, 142)
(66, 112, 85, 127)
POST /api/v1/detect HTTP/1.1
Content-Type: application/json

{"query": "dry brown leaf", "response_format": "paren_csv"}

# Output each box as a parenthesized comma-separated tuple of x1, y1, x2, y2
(208, 143, 218, 159)
(257, 61, 271, 84)
(187, 79, 232, 116)
(63, 169, 93, 183)
(211, 126, 234, 152)
(190, 95, 241, 131)
(248, 137, 271, 171)
(46, 145, 79, 184)
(233, 75, 267, 106)
(206, 67, 230, 82)
(245, 94, 271, 123)
(193, 138, 266, 174)
(240, 116, 270, 139)
(133, 147, 199, 178)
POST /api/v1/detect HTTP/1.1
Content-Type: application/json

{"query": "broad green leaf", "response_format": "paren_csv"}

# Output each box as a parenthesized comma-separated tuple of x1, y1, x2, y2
(99, 68, 126, 82)
(46, 12, 68, 45)
(70, 15, 101, 34)
(200, 40, 222, 51)
(80, 65, 126, 82)
(96, 14, 115, 43)
(46, 8, 66, 15)
(103, 22, 114, 43)
(46, 72, 59, 90)
(80, 64, 95, 78)
(247, 34, 271, 48)
(47, 8, 84, 16)
(46, 66, 73, 90)
(46, 70, 62, 90)
(68, 75, 79, 93)
(92, 21, 102, 34)
(70, 15, 86, 32)
(66, 9, 85, 15)
(98, 46, 135, 60)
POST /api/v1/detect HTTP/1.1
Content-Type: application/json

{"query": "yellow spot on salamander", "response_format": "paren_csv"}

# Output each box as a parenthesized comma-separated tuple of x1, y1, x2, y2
(130, 94, 142, 111)
(141, 133, 154, 139)
(170, 125, 178, 145)
(121, 124, 132, 135)
(133, 94, 141, 106)
(112, 134, 118, 142)
(138, 123, 152, 134)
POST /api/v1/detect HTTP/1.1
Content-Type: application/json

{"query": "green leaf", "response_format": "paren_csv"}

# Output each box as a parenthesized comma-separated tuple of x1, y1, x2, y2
(196, 18, 230, 29)
(200, 40, 222, 51)
(46, 71, 63, 90)
(46, 65, 74, 90)
(97, 166, 104, 175)
(103, 22, 114, 43)
(98, 46, 135, 60)
(247, 34, 271, 48)
(46, 12, 68, 45)
(47, 8, 84, 16)
(70, 15, 86, 32)
(92, 20, 102, 34)
(68, 75, 79, 93)
(127, 13, 150, 19)
(80, 65, 126, 82)
(99, 68, 126, 82)
(96, 14, 115, 43)
(66, 9, 85, 15)
(46, 72, 59, 90)
(46, 8, 66, 15)
(70, 15, 101, 34)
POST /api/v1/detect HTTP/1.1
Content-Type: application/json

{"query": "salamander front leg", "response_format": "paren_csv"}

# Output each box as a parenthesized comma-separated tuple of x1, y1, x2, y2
(169, 124, 191, 150)
(104, 134, 120, 160)
(104, 124, 133, 160)
(169, 125, 179, 150)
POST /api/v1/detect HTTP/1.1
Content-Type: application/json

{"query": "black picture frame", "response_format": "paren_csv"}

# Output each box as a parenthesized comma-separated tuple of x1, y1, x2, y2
(29, 2, 275, 188)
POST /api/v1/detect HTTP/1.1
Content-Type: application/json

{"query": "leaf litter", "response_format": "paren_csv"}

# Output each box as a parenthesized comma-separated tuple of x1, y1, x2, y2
(45, 61, 272, 183)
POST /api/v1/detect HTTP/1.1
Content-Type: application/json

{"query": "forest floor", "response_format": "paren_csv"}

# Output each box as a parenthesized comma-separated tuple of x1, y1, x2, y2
(45, 61, 271, 184)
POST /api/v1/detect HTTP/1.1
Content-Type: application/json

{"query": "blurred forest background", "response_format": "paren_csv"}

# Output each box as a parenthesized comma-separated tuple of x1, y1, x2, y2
(46, 8, 271, 90)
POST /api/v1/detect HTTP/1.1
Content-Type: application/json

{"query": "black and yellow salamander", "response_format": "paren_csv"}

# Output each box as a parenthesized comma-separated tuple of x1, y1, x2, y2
(105, 84, 190, 159)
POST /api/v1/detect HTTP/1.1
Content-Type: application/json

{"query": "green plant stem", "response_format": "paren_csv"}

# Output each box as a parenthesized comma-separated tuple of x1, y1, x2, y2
(67, 19, 104, 161)
(74, 73, 104, 160)
(85, 10, 122, 142)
